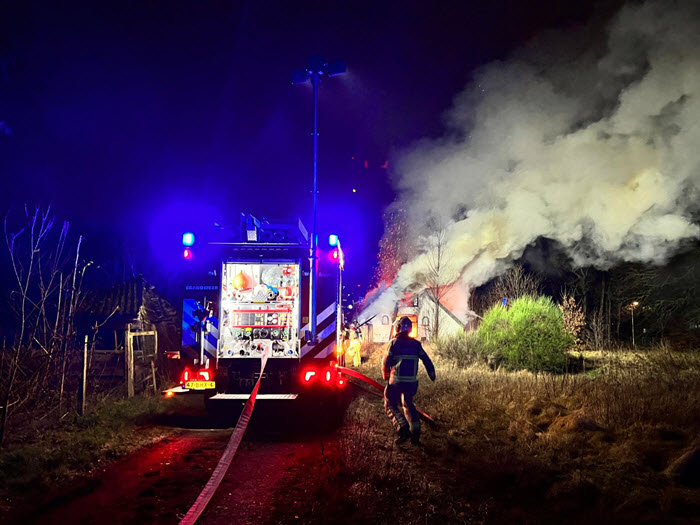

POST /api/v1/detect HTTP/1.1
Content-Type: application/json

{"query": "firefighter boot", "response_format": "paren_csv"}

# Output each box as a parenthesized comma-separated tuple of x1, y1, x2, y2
(410, 423, 421, 445)
(395, 425, 411, 445)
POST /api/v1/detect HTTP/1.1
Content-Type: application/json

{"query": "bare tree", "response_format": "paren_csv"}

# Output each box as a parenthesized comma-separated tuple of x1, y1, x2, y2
(1, 206, 53, 444)
(0, 205, 86, 446)
(417, 224, 455, 340)
(586, 307, 608, 350)
(487, 264, 542, 307)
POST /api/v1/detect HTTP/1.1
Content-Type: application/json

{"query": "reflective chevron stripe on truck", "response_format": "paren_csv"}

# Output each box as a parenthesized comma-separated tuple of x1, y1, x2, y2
(300, 302, 338, 361)
(181, 298, 219, 360)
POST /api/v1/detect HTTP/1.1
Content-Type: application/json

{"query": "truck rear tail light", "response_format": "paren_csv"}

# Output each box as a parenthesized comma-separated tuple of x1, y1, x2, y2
(198, 370, 212, 381)
(180, 367, 191, 385)
(302, 367, 345, 388)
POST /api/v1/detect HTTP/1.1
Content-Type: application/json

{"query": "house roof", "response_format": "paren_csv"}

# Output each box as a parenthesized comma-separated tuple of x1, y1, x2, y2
(81, 275, 145, 318)
(79, 275, 176, 324)
(438, 300, 464, 326)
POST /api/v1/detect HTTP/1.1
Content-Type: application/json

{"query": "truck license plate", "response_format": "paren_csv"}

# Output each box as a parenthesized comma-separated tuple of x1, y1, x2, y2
(185, 381, 216, 390)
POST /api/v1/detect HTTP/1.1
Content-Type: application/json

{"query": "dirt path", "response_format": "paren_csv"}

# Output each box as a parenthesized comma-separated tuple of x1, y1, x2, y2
(23, 425, 340, 525)
(199, 439, 331, 525)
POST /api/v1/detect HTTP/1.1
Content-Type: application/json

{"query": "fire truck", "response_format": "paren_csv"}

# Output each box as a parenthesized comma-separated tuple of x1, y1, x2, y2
(165, 214, 345, 406)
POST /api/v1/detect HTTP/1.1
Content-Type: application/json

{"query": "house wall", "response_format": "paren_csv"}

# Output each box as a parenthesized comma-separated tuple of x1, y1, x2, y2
(359, 283, 476, 343)
(362, 302, 465, 343)
(417, 298, 464, 339)
(363, 313, 393, 344)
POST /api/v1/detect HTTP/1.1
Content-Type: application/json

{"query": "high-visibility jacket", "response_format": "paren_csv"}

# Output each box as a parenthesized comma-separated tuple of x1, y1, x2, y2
(382, 334, 436, 384)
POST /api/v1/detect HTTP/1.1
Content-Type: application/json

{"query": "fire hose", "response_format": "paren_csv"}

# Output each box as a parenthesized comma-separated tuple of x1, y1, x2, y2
(179, 352, 269, 525)
(337, 366, 437, 427)
(179, 360, 435, 523)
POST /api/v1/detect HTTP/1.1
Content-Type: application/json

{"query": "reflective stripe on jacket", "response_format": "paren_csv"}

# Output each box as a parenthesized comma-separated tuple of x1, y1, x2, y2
(382, 334, 436, 384)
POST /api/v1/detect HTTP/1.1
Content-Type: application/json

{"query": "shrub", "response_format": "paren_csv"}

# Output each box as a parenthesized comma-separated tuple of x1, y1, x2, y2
(478, 295, 574, 372)
(560, 294, 585, 348)
(434, 330, 486, 368)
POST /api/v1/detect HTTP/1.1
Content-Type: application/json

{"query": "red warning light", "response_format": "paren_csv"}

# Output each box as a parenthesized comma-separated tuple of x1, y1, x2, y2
(183, 248, 193, 259)
(332, 249, 338, 260)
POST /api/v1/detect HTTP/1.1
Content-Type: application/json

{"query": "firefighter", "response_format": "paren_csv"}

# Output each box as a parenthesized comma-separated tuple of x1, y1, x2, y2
(382, 316, 436, 444)
(343, 322, 362, 367)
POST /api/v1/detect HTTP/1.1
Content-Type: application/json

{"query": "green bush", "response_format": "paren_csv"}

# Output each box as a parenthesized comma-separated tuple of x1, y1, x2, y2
(477, 295, 574, 372)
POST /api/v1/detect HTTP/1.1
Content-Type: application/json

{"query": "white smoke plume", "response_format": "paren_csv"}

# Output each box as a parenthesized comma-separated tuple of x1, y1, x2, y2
(362, 0, 700, 320)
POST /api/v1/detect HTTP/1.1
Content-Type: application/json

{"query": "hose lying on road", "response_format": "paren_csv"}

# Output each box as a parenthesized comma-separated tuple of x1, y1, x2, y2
(337, 366, 437, 428)
(179, 353, 269, 525)
(179, 361, 433, 523)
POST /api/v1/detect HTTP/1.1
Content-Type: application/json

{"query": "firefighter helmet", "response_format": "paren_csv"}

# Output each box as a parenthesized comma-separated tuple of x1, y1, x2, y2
(394, 316, 413, 335)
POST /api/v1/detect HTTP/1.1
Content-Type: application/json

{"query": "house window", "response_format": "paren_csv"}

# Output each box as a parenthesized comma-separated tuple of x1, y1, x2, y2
(422, 316, 430, 327)
(381, 315, 390, 325)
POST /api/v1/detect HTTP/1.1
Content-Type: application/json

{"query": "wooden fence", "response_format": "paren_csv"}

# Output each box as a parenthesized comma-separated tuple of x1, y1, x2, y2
(80, 325, 160, 413)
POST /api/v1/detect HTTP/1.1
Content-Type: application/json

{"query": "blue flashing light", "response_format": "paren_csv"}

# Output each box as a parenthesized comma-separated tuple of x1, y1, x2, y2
(328, 234, 338, 246)
(182, 232, 195, 246)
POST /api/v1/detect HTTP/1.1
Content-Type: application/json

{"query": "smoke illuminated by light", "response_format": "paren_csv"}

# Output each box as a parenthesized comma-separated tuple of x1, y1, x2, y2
(367, 0, 700, 319)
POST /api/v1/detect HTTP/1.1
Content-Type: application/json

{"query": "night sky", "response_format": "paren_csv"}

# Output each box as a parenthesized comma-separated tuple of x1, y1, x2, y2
(0, 0, 623, 296)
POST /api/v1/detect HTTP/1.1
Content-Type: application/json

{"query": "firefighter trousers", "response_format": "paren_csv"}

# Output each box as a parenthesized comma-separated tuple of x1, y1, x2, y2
(384, 382, 420, 437)
(346, 340, 361, 367)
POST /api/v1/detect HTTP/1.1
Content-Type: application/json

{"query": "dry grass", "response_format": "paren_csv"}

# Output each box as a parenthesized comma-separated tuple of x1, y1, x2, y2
(311, 344, 700, 524)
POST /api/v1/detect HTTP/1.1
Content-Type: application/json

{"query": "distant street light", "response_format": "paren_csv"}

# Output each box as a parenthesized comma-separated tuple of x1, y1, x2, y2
(630, 301, 640, 347)
(292, 55, 346, 341)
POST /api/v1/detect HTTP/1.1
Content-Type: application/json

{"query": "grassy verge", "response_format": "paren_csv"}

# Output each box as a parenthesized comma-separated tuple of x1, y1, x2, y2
(283, 344, 700, 524)
(0, 396, 179, 514)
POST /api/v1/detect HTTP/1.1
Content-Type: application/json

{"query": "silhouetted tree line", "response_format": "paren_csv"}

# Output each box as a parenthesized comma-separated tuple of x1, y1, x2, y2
(472, 242, 700, 348)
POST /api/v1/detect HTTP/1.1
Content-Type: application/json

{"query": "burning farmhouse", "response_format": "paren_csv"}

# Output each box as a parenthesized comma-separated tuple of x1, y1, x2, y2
(358, 282, 478, 344)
